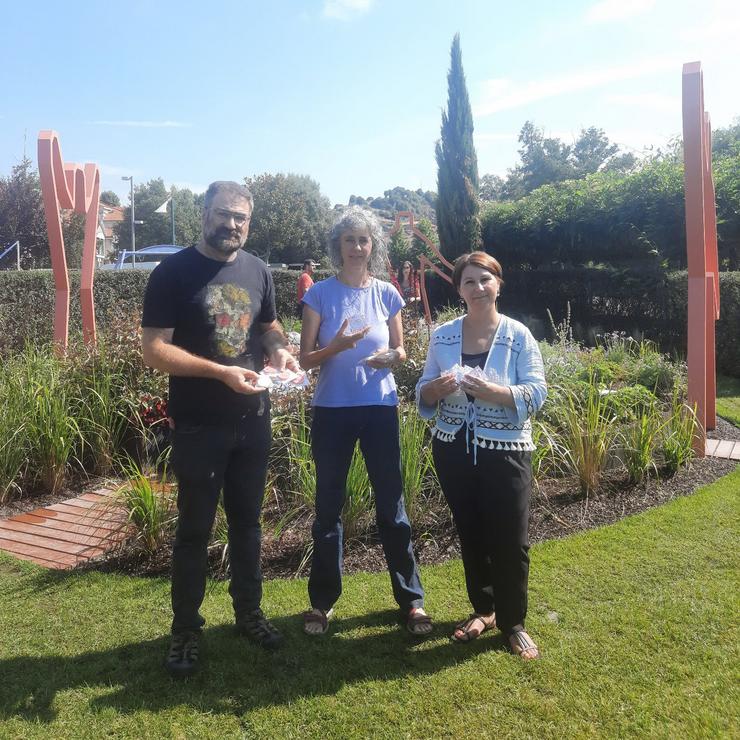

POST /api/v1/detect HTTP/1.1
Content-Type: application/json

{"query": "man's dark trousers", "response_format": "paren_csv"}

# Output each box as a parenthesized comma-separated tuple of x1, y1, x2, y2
(170, 404, 271, 633)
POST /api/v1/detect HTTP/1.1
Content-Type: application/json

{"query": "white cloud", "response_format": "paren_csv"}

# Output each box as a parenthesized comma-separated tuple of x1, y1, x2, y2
(603, 92, 679, 113)
(584, 0, 655, 24)
(474, 55, 680, 117)
(90, 120, 192, 128)
(322, 0, 373, 21)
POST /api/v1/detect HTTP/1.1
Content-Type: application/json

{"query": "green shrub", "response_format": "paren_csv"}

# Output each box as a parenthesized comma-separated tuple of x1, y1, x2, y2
(601, 385, 659, 423)
(577, 359, 621, 386)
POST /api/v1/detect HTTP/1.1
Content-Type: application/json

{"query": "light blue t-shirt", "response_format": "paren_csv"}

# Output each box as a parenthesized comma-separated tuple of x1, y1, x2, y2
(302, 276, 404, 407)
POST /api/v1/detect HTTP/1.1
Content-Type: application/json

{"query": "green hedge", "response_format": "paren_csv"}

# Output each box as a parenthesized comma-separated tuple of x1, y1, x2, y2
(0, 268, 332, 350)
(423, 267, 740, 377)
(2, 266, 737, 377)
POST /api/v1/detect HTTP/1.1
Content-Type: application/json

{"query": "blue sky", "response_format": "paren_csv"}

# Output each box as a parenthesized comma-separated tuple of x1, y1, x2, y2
(1, 0, 738, 206)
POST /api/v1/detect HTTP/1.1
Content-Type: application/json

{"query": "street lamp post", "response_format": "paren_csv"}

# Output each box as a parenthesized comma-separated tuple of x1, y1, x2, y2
(121, 175, 135, 264)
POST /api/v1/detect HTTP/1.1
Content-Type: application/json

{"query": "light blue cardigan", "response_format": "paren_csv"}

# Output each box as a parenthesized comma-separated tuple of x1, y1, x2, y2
(415, 315, 547, 460)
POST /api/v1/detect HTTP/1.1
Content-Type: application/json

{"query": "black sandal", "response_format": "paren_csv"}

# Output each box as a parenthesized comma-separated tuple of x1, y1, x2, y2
(451, 613, 496, 643)
(406, 607, 433, 636)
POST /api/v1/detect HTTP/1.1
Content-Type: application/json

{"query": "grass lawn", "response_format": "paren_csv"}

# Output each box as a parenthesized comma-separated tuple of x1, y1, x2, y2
(1, 468, 738, 739)
(717, 374, 740, 427)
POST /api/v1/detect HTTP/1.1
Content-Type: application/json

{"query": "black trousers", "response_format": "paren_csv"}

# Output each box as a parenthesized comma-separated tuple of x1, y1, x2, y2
(432, 433, 532, 635)
(169, 407, 271, 634)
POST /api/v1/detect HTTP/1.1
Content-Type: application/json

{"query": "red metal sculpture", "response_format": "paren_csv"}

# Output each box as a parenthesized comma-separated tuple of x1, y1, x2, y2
(682, 62, 719, 456)
(37, 130, 100, 349)
(389, 211, 454, 324)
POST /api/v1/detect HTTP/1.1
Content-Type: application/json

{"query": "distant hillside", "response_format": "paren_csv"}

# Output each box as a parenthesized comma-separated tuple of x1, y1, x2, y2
(345, 186, 436, 222)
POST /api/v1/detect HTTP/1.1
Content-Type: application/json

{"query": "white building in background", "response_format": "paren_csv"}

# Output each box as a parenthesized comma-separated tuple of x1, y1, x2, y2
(96, 203, 125, 263)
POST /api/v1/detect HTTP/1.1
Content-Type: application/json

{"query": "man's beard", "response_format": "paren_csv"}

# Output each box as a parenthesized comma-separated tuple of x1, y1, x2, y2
(205, 227, 244, 254)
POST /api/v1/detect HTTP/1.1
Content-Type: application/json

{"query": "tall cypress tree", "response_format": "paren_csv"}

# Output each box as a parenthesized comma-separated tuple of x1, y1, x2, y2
(435, 33, 481, 261)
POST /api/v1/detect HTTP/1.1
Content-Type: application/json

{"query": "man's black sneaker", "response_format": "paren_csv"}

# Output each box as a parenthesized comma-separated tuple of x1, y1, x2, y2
(236, 608, 283, 650)
(165, 630, 200, 677)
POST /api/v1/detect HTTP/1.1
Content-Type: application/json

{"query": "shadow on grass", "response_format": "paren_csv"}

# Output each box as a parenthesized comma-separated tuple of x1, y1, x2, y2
(0, 606, 510, 723)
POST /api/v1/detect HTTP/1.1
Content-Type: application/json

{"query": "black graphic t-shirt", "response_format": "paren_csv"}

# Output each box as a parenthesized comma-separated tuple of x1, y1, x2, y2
(141, 247, 276, 424)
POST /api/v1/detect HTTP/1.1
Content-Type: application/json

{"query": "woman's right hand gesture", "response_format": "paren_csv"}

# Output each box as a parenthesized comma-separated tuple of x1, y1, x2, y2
(328, 319, 370, 355)
(420, 372, 459, 405)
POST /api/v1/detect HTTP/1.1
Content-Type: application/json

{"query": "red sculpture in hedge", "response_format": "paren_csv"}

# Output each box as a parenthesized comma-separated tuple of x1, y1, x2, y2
(682, 62, 719, 456)
(37, 130, 100, 349)
(390, 211, 454, 325)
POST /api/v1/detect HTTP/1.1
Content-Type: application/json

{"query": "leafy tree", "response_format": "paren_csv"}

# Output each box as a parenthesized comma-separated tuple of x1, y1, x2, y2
(505, 121, 573, 197)
(435, 33, 481, 260)
(358, 187, 437, 221)
(710, 117, 740, 159)
(601, 151, 638, 174)
(571, 127, 620, 177)
(244, 173, 331, 263)
(479, 174, 506, 202)
(99, 190, 120, 207)
(114, 179, 203, 253)
(500, 122, 636, 198)
(0, 157, 48, 268)
(411, 217, 439, 263)
(62, 212, 86, 269)
(388, 227, 411, 268)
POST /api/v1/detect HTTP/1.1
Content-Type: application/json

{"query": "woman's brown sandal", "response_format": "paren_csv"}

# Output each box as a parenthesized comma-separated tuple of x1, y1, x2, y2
(406, 607, 433, 636)
(303, 608, 333, 635)
(450, 613, 496, 643)
(509, 629, 540, 660)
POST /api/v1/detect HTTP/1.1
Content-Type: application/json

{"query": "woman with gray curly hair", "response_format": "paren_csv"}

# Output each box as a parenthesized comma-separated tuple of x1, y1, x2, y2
(298, 206, 431, 637)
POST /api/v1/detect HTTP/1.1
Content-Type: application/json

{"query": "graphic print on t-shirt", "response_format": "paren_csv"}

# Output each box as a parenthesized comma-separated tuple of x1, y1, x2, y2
(204, 283, 253, 357)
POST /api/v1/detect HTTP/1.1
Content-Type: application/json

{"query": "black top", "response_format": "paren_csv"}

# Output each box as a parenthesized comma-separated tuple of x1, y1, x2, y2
(461, 350, 488, 370)
(461, 351, 488, 403)
(141, 247, 276, 424)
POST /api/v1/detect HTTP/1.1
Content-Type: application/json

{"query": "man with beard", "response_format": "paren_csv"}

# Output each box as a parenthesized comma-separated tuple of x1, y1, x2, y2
(141, 181, 298, 677)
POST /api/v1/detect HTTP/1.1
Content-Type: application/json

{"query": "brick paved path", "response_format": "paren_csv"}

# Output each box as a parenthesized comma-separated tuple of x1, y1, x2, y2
(0, 488, 129, 569)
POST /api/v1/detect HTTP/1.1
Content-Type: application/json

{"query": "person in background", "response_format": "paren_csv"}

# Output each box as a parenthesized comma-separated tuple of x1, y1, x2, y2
(296, 259, 317, 317)
(397, 260, 420, 304)
(416, 250, 546, 659)
(299, 206, 432, 638)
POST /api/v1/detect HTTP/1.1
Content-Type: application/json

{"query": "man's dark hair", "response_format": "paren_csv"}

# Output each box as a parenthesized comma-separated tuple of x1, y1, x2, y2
(204, 181, 254, 210)
(303, 259, 313, 269)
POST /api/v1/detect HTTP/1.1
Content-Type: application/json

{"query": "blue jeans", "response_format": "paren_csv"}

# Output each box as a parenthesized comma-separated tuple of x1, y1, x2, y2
(169, 407, 271, 633)
(308, 405, 424, 612)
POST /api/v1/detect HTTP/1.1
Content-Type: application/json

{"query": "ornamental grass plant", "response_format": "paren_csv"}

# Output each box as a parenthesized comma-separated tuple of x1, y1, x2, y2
(546, 378, 618, 497)
(660, 386, 698, 475)
(621, 406, 662, 484)
(115, 456, 177, 555)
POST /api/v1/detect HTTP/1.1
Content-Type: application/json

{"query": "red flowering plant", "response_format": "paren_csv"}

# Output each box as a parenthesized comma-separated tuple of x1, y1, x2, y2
(138, 393, 169, 429)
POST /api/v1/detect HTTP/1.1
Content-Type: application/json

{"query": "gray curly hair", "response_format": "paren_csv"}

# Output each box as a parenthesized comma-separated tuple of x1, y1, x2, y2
(327, 206, 389, 277)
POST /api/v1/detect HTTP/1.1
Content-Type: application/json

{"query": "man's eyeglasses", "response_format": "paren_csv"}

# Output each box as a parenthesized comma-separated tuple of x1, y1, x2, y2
(214, 208, 251, 228)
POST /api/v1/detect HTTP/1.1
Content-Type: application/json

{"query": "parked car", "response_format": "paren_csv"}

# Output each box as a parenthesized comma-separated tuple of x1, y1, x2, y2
(99, 245, 184, 271)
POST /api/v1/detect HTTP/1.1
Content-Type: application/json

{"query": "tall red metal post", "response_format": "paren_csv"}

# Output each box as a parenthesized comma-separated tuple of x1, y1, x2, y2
(37, 131, 100, 349)
(681, 62, 720, 455)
